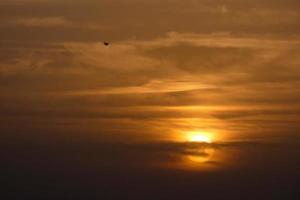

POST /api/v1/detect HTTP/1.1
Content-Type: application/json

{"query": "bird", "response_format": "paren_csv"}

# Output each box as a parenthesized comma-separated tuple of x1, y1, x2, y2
(104, 42, 109, 46)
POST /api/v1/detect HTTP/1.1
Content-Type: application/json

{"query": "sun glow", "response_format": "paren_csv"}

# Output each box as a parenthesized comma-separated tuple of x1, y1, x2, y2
(184, 131, 215, 164)
(187, 131, 213, 143)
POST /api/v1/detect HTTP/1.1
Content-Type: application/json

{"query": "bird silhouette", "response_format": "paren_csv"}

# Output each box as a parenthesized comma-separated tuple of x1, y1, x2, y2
(104, 42, 109, 46)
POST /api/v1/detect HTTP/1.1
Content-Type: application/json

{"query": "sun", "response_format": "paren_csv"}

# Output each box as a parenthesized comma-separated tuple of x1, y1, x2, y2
(190, 135, 211, 143)
(184, 131, 215, 163)
(187, 131, 213, 143)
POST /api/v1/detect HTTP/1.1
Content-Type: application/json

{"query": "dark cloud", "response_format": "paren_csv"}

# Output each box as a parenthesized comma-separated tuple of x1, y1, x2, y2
(1, 133, 295, 170)
(2, 136, 300, 200)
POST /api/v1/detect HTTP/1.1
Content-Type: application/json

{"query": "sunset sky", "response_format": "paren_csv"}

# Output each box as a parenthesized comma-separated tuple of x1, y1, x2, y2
(1, 0, 300, 199)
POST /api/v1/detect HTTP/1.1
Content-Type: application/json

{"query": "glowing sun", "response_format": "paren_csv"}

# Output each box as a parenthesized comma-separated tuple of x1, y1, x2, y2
(187, 132, 213, 143)
(185, 131, 215, 163)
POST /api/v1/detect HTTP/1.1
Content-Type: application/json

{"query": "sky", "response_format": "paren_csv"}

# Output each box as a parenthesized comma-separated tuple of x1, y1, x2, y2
(1, 0, 300, 199)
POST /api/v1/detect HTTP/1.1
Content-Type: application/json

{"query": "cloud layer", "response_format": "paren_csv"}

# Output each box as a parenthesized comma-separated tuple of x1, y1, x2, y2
(1, 0, 300, 143)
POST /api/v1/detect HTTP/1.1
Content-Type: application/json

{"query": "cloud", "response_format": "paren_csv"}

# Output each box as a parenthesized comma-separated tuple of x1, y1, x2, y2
(0, 31, 300, 143)
(5, 16, 106, 30)
(1, 32, 299, 93)
(12, 17, 72, 28)
(1, 0, 299, 44)
(2, 133, 300, 199)
(2, 136, 296, 171)
(65, 80, 216, 95)
(128, 32, 300, 49)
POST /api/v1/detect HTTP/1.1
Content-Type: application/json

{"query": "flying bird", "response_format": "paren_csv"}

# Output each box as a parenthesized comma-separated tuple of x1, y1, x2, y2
(104, 42, 109, 46)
